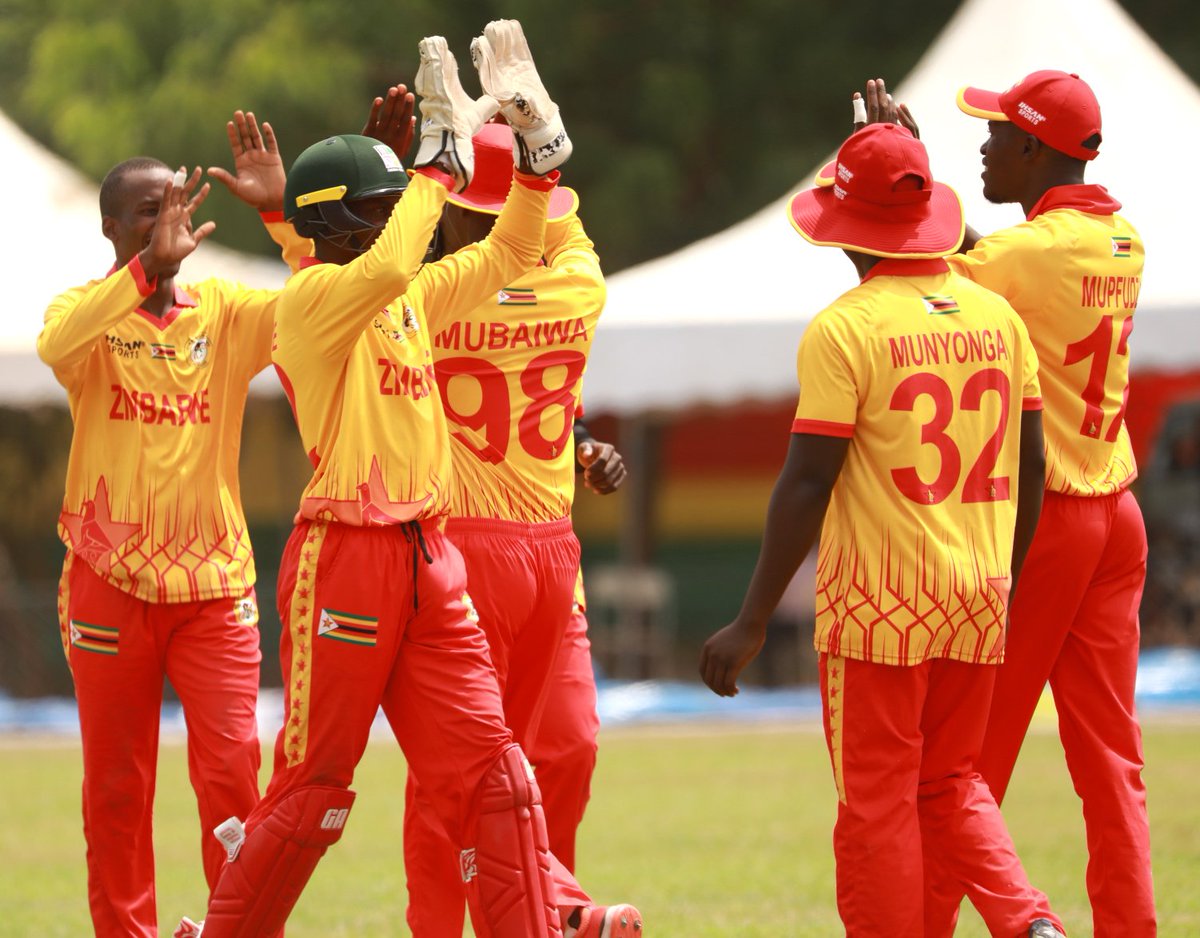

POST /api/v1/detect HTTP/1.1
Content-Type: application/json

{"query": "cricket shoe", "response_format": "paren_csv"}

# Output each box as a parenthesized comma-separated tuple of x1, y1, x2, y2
(567, 903, 643, 937)
(173, 916, 203, 938)
(1028, 919, 1066, 938)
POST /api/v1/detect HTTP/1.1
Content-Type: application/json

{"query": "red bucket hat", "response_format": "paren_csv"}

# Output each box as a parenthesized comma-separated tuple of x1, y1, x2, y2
(445, 123, 578, 219)
(957, 70, 1102, 161)
(790, 123, 964, 258)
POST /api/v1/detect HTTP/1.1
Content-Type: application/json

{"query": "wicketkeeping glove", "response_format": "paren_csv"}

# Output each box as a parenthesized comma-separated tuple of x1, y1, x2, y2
(413, 36, 499, 192)
(470, 19, 572, 175)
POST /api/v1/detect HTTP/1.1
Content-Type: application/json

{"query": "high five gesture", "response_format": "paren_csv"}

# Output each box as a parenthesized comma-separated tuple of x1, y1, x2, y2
(138, 166, 214, 280)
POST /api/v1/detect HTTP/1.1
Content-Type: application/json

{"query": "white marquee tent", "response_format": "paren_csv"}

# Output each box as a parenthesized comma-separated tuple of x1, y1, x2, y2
(0, 108, 289, 402)
(585, 0, 1200, 415)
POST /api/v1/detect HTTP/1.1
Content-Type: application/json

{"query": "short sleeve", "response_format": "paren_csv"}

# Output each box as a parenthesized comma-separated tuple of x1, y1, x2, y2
(1017, 320, 1042, 409)
(792, 310, 861, 437)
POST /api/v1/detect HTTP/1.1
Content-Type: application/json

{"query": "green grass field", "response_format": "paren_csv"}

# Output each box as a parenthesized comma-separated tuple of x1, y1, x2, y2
(4, 718, 1198, 936)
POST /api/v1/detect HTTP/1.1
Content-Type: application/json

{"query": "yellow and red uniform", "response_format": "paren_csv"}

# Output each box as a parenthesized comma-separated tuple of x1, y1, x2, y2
(794, 258, 1041, 666)
(404, 211, 606, 936)
(948, 184, 1139, 496)
(38, 216, 305, 937)
(42, 218, 306, 603)
(934, 184, 1155, 935)
(209, 169, 593, 938)
(797, 257, 1058, 936)
(433, 212, 604, 522)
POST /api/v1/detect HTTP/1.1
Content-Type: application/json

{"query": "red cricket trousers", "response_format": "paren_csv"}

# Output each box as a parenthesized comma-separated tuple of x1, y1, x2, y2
(404, 516, 586, 936)
(249, 519, 511, 852)
(226, 519, 584, 935)
(59, 553, 263, 938)
(527, 603, 600, 872)
(976, 488, 1154, 935)
(820, 652, 1061, 937)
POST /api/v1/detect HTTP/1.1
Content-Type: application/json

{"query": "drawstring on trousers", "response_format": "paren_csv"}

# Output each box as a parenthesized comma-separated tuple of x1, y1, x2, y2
(402, 520, 434, 611)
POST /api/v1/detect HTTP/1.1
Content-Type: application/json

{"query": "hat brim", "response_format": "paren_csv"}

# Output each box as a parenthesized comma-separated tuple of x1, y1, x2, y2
(788, 182, 965, 259)
(957, 86, 1008, 121)
(446, 185, 579, 221)
(814, 159, 837, 188)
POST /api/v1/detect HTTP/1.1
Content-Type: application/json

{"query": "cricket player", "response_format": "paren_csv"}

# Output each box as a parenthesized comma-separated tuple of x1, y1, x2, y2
(187, 33, 636, 938)
(404, 94, 631, 930)
(904, 69, 1152, 935)
(529, 420, 627, 872)
(38, 110, 305, 937)
(699, 122, 1066, 937)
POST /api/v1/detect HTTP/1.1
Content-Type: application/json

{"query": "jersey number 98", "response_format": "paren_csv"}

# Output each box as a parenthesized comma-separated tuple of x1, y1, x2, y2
(437, 351, 588, 463)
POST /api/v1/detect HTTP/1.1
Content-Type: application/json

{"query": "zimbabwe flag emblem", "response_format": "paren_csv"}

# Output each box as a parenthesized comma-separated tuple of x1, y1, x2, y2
(150, 343, 177, 360)
(922, 295, 960, 315)
(497, 286, 537, 306)
(317, 609, 379, 647)
(1111, 236, 1132, 258)
(70, 620, 119, 655)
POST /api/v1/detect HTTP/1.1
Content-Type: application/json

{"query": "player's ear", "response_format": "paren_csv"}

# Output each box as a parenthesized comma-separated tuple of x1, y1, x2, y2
(101, 216, 117, 243)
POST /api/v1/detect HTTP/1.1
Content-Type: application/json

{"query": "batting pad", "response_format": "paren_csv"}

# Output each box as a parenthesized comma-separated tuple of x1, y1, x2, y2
(200, 785, 357, 938)
(464, 744, 561, 938)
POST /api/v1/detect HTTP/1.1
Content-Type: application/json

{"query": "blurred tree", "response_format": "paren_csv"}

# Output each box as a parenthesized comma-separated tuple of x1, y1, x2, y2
(0, 0, 1196, 268)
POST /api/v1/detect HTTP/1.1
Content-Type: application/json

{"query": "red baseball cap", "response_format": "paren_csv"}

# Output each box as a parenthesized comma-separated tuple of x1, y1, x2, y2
(790, 123, 964, 258)
(957, 70, 1102, 161)
(445, 123, 578, 219)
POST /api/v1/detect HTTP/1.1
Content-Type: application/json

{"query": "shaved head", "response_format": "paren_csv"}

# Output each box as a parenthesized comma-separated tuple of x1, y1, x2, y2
(99, 157, 170, 218)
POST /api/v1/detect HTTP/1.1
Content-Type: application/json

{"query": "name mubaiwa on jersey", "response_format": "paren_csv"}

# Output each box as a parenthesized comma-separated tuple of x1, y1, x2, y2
(887, 327, 1010, 370)
(433, 317, 589, 352)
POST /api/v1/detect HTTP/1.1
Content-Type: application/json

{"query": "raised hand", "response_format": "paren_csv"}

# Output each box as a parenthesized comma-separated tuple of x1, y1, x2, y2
(140, 167, 215, 279)
(208, 110, 285, 212)
(852, 77, 920, 138)
(362, 84, 416, 162)
(413, 36, 498, 191)
(471, 19, 571, 174)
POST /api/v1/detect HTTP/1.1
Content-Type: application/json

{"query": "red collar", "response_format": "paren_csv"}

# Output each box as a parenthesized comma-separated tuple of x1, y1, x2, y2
(107, 261, 198, 328)
(299, 256, 325, 269)
(860, 257, 950, 283)
(1027, 184, 1121, 221)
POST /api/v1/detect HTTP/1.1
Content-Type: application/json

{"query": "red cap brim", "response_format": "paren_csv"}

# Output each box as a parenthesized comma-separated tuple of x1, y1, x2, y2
(788, 182, 965, 259)
(814, 159, 837, 188)
(446, 185, 579, 220)
(957, 86, 1008, 121)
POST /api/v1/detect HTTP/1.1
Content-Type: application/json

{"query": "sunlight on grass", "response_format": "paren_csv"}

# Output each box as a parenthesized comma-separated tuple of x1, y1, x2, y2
(4, 718, 1197, 936)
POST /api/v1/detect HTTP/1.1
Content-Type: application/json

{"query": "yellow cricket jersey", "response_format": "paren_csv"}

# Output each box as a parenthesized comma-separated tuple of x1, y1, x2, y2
(429, 212, 605, 523)
(39, 217, 308, 603)
(273, 170, 555, 526)
(948, 184, 1139, 496)
(793, 258, 1041, 666)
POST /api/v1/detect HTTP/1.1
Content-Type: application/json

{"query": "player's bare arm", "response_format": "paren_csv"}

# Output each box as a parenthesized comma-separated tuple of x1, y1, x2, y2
(959, 225, 984, 253)
(1010, 409, 1046, 600)
(207, 111, 285, 213)
(362, 84, 417, 161)
(138, 167, 214, 281)
(700, 433, 849, 697)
